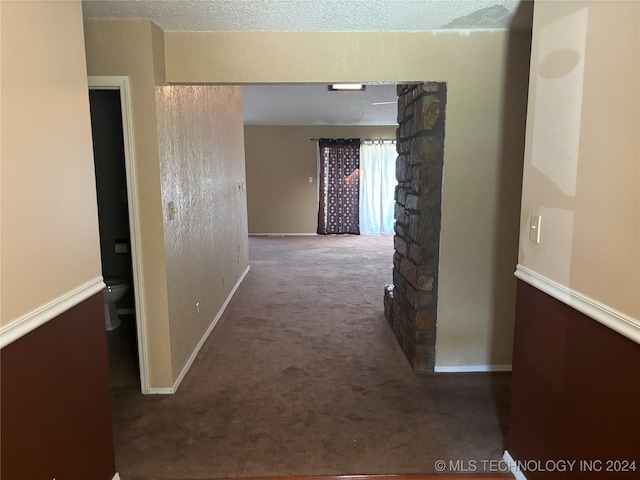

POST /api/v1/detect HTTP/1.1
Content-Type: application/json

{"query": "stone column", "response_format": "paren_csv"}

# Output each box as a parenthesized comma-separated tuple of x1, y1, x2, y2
(384, 82, 446, 373)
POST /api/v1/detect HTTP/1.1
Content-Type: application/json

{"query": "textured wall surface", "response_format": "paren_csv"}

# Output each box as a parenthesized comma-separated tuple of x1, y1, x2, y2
(156, 85, 249, 378)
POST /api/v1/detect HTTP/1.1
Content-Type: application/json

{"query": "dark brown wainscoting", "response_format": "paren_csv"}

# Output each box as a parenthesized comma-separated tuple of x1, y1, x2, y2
(1, 292, 116, 480)
(508, 280, 640, 480)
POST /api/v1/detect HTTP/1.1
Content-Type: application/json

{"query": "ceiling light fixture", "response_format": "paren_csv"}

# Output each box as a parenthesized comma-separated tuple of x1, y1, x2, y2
(329, 84, 366, 91)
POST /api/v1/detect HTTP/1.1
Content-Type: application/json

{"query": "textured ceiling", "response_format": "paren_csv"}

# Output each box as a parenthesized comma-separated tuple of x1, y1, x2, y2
(82, 0, 520, 32)
(82, 0, 524, 125)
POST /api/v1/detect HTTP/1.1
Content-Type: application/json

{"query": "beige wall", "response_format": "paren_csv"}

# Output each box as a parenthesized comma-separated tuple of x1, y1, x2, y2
(84, 21, 252, 386)
(436, 28, 531, 367)
(167, 31, 492, 84)
(244, 125, 396, 234)
(1, 1, 101, 325)
(84, 19, 173, 387)
(156, 85, 249, 377)
(164, 30, 530, 367)
(519, 1, 639, 319)
(151, 22, 166, 85)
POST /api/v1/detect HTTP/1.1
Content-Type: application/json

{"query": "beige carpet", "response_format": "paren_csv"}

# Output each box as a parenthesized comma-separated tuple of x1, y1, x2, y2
(111, 235, 510, 480)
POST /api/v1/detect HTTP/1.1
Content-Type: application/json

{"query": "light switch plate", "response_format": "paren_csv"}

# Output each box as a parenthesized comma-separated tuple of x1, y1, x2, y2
(529, 214, 541, 243)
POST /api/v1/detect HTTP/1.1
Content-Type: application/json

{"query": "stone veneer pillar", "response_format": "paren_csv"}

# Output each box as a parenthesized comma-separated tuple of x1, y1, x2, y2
(384, 82, 446, 373)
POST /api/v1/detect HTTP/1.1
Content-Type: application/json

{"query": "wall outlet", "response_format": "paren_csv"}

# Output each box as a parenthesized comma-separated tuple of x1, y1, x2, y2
(309, 176, 313, 183)
(195, 302, 200, 315)
(529, 214, 542, 243)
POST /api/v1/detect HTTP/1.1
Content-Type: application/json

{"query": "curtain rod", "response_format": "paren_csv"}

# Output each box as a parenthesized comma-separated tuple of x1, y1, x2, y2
(310, 138, 396, 144)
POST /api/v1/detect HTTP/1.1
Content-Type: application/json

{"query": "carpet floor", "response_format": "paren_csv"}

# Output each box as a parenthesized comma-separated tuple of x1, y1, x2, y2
(111, 235, 510, 480)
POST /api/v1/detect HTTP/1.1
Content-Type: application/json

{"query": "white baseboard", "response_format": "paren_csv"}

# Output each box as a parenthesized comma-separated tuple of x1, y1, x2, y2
(161, 265, 251, 395)
(249, 233, 317, 236)
(434, 364, 512, 373)
(147, 387, 174, 395)
(0, 277, 105, 349)
(503, 450, 528, 480)
(515, 265, 640, 345)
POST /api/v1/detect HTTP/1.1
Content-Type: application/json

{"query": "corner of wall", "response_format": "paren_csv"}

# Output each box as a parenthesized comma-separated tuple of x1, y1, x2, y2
(151, 21, 166, 85)
(83, 17, 174, 390)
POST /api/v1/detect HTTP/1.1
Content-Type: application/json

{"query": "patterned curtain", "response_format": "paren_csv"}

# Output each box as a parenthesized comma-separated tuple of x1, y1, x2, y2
(317, 138, 361, 235)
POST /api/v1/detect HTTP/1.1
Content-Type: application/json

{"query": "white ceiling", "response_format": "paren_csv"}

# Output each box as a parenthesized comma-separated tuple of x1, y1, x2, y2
(243, 84, 399, 125)
(82, 0, 520, 32)
(82, 0, 523, 125)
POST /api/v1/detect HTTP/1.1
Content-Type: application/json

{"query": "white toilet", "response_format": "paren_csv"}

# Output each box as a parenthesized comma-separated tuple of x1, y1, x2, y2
(103, 278, 128, 331)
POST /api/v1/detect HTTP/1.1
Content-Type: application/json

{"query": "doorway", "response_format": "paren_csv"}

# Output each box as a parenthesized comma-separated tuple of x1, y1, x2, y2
(88, 76, 149, 392)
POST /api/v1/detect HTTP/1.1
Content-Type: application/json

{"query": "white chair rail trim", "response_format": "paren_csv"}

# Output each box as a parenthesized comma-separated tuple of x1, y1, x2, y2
(515, 265, 640, 345)
(0, 277, 106, 349)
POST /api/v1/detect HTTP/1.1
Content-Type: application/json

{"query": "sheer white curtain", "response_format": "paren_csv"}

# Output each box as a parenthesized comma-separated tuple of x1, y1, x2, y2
(359, 142, 397, 234)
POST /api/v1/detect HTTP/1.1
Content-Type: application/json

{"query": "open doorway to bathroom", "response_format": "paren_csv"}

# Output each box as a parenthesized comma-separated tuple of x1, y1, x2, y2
(89, 81, 144, 389)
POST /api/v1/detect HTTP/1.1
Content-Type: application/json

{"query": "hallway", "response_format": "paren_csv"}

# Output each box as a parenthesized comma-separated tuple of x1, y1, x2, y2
(110, 235, 509, 479)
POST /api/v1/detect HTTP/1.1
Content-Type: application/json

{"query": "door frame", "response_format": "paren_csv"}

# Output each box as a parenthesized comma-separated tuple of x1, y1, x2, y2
(88, 75, 150, 394)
